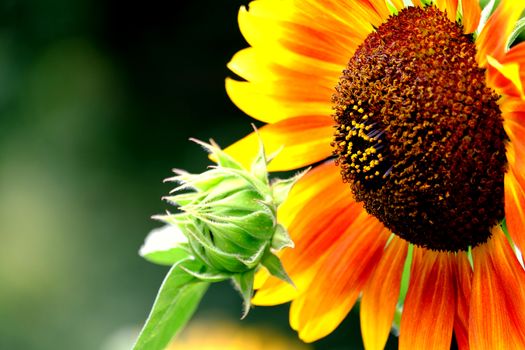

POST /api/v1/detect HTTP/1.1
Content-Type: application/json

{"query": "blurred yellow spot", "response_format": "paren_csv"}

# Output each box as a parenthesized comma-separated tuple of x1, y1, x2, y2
(167, 319, 311, 350)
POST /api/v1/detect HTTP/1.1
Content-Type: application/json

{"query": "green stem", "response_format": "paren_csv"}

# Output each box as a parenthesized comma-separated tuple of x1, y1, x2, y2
(133, 260, 210, 350)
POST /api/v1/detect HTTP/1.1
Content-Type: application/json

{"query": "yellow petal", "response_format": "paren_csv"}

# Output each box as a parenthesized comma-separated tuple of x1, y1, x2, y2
(226, 78, 333, 124)
(290, 216, 389, 342)
(224, 115, 334, 171)
(237, 2, 367, 67)
(254, 162, 363, 305)
(227, 0, 387, 123)
(227, 47, 338, 88)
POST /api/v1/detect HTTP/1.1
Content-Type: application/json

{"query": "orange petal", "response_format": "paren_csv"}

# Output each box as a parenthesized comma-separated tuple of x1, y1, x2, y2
(500, 94, 525, 116)
(505, 41, 525, 62)
(469, 226, 525, 350)
(360, 236, 409, 350)
(223, 115, 333, 171)
(399, 248, 456, 350)
(505, 98, 525, 143)
(486, 55, 525, 99)
(276, 161, 347, 226)
(254, 205, 367, 305)
(290, 216, 389, 342)
(460, 0, 481, 34)
(253, 162, 362, 304)
(476, 0, 525, 67)
(502, 97, 525, 173)
(252, 163, 340, 293)
(453, 252, 473, 350)
(506, 134, 525, 183)
(486, 41, 525, 100)
(505, 169, 525, 254)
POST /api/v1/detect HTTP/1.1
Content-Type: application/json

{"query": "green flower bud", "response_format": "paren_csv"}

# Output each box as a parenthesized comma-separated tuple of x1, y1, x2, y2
(153, 137, 305, 316)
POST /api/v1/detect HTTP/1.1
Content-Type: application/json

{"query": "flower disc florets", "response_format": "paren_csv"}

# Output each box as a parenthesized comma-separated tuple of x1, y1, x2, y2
(332, 6, 508, 252)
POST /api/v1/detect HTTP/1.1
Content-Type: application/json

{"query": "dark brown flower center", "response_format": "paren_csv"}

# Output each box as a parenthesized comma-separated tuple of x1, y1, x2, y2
(332, 6, 507, 252)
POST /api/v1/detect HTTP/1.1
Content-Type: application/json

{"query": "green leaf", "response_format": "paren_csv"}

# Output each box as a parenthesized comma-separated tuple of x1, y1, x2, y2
(398, 244, 413, 306)
(392, 305, 402, 336)
(271, 168, 309, 207)
(139, 225, 190, 266)
(217, 166, 270, 199)
(197, 174, 247, 201)
(265, 146, 283, 164)
(208, 188, 264, 212)
(192, 138, 245, 171)
(261, 252, 294, 287)
(181, 222, 249, 272)
(237, 242, 267, 269)
(232, 269, 255, 319)
(179, 264, 231, 282)
(507, 17, 525, 49)
(171, 173, 222, 193)
(271, 224, 294, 251)
(250, 128, 270, 185)
(133, 260, 209, 350)
(141, 247, 190, 266)
(200, 212, 274, 246)
(163, 192, 201, 207)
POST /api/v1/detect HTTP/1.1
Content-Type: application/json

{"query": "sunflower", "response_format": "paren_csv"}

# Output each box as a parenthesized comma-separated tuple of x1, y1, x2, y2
(224, 0, 525, 349)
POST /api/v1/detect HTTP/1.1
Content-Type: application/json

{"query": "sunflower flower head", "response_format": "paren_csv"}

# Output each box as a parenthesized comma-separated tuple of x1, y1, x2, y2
(224, 0, 525, 348)
(331, 5, 508, 251)
(156, 137, 302, 316)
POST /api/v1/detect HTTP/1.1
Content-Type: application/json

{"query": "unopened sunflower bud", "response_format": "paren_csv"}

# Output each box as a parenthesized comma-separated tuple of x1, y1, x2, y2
(153, 137, 305, 317)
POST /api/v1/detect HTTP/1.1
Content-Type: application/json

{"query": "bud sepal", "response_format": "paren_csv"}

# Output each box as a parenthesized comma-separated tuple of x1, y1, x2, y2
(154, 137, 303, 297)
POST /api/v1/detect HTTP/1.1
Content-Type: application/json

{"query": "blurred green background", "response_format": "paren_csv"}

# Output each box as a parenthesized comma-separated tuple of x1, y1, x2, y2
(0, 1, 398, 349)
